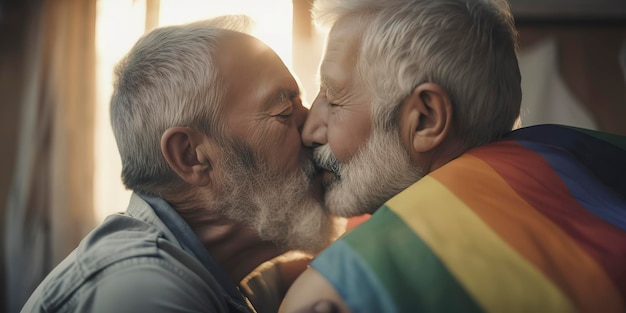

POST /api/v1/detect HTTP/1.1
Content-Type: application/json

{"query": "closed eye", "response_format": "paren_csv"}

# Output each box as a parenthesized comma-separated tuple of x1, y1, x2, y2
(276, 107, 294, 119)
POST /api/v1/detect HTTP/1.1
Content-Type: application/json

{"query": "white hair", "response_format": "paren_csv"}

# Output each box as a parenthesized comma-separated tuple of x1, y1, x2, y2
(110, 15, 253, 195)
(313, 0, 521, 149)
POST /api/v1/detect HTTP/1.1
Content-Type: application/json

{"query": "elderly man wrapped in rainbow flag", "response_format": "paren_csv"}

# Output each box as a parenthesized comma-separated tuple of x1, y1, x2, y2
(280, 0, 626, 312)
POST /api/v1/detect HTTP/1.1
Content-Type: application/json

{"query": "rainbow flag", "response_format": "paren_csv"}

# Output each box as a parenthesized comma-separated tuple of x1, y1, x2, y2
(310, 124, 626, 313)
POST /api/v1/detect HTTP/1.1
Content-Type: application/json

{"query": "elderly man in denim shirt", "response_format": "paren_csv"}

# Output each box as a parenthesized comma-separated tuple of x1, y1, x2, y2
(21, 16, 342, 313)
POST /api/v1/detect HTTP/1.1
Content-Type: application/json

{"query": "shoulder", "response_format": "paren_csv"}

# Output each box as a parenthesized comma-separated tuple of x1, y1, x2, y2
(76, 259, 224, 312)
(23, 253, 227, 313)
(280, 267, 350, 313)
(30, 216, 227, 312)
(280, 213, 400, 313)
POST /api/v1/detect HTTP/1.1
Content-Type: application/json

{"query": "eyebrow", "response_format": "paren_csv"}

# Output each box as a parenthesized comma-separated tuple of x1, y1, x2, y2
(261, 88, 300, 112)
(319, 75, 339, 98)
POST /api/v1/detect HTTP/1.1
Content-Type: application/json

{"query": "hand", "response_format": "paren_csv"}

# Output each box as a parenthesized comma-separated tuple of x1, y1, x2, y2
(276, 257, 313, 295)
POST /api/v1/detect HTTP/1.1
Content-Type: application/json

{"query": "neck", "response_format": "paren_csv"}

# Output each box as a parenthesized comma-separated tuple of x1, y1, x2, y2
(427, 136, 468, 173)
(167, 190, 285, 285)
(189, 215, 284, 283)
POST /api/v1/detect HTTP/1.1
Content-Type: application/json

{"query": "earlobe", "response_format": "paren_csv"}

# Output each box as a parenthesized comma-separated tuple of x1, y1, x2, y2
(400, 83, 453, 155)
(161, 127, 212, 187)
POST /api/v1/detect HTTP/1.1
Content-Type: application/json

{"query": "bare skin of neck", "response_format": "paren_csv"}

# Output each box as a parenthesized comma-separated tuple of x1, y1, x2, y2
(192, 215, 283, 284)
(165, 193, 284, 285)
(415, 134, 469, 174)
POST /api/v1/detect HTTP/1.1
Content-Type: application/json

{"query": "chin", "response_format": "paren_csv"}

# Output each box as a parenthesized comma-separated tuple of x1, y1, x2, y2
(324, 183, 380, 218)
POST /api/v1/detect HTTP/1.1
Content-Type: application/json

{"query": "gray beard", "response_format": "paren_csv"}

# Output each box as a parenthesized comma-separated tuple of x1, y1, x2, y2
(211, 139, 340, 255)
(314, 129, 424, 217)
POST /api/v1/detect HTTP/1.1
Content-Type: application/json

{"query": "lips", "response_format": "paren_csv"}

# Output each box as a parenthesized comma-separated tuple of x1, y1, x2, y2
(308, 169, 325, 202)
(317, 167, 339, 189)
(315, 162, 338, 176)
(311, 146, 341, 187)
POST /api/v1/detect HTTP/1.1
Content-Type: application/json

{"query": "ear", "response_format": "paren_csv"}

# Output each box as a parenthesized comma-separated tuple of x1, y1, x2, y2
(399, 83, 453, 155)
(160, 127, 213, 187)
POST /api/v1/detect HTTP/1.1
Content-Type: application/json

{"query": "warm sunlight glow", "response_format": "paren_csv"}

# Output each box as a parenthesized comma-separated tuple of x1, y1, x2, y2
(94, 0, 294, 222)
(159, 0, 293, 66)
(94, 0, 146, 222)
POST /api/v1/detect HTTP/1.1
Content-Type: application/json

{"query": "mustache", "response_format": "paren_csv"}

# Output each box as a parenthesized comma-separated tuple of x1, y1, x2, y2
(313, 145, 342, 177)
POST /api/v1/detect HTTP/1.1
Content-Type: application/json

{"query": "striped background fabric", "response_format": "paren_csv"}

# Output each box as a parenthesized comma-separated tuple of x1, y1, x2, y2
(310, 124, 626, 313)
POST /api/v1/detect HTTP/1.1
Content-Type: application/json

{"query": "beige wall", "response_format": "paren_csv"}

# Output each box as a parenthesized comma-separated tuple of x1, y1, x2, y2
(518, 25, 626, 135)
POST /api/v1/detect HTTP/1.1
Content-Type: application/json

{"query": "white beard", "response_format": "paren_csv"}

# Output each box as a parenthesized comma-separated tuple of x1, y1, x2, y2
(211, 140, 342, 255)
(314, 129, 424, 217)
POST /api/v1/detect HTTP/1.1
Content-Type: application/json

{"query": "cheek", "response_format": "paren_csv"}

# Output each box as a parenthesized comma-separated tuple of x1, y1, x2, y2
(274, 125, 304, 169)
(326, 105, 373, 162)
(328, 124, 370, 162)
(249, 123, 303, 171)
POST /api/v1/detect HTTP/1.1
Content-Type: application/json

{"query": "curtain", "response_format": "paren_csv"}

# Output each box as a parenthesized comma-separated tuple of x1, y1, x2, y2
(3, 0, 97, 311)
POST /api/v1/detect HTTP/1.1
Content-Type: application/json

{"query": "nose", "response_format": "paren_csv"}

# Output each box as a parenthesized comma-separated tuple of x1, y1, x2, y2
(301, 93, 328, 148)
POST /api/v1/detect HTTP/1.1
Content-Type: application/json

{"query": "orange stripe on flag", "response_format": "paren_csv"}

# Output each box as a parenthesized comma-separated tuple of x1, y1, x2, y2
(387, 177, 575, 313)
(431, 149, 624, 313)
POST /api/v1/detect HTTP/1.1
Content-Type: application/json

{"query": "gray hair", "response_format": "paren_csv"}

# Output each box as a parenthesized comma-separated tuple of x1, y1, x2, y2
(313, 0, 521, 149)
(110, 15, 253, 196)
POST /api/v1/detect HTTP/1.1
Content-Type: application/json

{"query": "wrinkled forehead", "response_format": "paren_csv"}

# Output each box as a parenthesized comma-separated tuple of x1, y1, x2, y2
(216, 32, 277, 71)
(219, 32, 293, 86)
(325, 16, 363, 66)
(320, 16, 364, 91)
(216, 32, 298, 113)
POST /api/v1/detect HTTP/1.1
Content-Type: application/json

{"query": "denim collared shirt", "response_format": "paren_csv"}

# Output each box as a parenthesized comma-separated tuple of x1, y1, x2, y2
(21, 193, 255, 313)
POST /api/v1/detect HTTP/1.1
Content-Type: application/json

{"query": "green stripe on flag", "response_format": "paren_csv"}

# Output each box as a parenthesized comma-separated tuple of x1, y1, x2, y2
(340, 206, 484, 313)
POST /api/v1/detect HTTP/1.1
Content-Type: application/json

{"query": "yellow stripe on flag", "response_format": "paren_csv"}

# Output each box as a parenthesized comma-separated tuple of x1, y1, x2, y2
(434, 152, 624, 313)
(386, 176, 576, 313)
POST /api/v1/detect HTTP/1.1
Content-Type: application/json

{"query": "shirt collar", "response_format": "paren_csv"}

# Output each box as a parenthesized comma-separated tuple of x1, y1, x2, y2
(138, 193, 253, 312)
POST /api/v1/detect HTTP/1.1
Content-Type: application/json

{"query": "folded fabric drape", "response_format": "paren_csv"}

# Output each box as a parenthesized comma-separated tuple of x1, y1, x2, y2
(311, 124, 626, 313)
